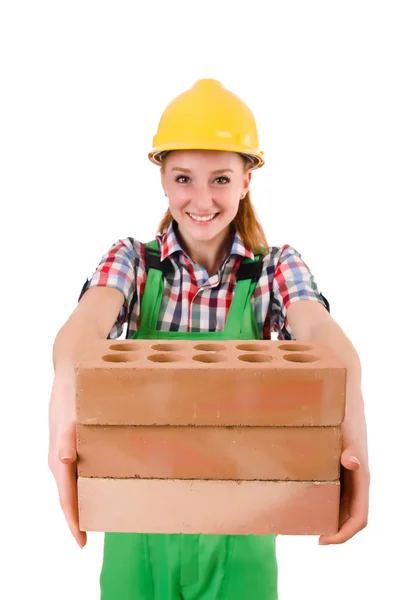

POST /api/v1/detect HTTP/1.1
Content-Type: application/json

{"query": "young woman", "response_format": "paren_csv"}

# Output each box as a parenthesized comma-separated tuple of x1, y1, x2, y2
(48, 79, 370, 599)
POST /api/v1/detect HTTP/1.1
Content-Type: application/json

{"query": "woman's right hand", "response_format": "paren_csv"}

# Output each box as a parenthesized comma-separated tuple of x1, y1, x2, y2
(48, 378, 87, 548)
(48, 287, 125, 548)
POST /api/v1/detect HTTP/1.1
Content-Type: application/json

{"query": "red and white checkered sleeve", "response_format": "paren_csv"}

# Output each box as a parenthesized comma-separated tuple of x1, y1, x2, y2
(79, 237, 142, 339)
(271, 244, 328, 340)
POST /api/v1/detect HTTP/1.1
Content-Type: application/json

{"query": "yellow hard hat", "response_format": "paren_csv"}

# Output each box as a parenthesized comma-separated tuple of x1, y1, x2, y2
(149, 79, 264, 169)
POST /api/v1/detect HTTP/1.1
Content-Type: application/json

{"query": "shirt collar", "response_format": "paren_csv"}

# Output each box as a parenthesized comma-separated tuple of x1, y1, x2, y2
(157, 219, 255, 263)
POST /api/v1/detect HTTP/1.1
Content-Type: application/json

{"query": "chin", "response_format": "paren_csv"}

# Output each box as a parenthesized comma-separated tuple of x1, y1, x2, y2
(188, 225, 229, 244)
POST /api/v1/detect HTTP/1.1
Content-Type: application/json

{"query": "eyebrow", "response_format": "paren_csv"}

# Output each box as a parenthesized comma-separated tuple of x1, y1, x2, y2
(171, 167, 234, 174)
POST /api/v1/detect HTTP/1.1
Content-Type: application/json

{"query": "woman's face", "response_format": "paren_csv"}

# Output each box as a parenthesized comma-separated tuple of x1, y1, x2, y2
(161, 150, 251, 248)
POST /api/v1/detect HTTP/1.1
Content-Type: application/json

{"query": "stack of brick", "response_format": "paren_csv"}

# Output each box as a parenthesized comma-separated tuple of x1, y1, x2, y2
(76, 340, 346, 535)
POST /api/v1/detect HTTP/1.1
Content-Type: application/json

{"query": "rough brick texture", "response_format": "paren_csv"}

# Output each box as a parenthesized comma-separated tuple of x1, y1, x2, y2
(75, 340, 346, 426)
(78, 478, 340, 535)
(77, 424, 341, 480)
(75, 339, 346, 535)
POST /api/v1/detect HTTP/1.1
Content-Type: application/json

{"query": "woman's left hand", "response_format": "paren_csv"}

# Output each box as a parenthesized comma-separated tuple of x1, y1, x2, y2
(318, 447, 370, 545)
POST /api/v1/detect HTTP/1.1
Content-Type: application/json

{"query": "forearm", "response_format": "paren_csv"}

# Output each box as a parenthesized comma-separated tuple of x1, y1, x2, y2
(306, 319, 369, 466)
(53, 311, 104, 378)
(49, 312, 105, 441)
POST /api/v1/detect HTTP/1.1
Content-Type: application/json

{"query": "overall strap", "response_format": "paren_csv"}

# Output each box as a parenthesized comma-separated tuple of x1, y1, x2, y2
(139, 239, 265, 336)
(223, 254, 264, 337)
(139, 239, 171, 331)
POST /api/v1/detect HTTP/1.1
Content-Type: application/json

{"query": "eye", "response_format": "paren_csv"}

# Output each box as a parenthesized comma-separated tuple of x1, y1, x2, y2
(175, 175, 230, 184)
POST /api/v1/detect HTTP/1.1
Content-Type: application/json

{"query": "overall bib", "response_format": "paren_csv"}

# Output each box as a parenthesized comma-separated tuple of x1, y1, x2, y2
(100, 241, 278, 599)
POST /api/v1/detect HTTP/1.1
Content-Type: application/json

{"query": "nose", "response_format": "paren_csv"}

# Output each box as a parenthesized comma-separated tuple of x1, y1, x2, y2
(190, 184, 214, 210)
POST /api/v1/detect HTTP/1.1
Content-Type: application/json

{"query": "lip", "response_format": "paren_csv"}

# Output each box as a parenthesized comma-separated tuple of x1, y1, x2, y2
(187, 212, 219, 225)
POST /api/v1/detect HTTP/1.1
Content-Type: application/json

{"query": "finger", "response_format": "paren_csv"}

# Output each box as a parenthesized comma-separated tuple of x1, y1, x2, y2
(341, 450, 361, 471)
(324, 459, 358, 533)
(58, 424, 77, 463)
(59, 449, 77, 464)
(319, 514, 367, 545)
(56, 459, 87, 547)
(319, 469, 368, 544)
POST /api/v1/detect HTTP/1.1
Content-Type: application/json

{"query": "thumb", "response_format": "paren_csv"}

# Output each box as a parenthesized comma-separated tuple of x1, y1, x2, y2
(59, 447, 76, 463)
(58, 423, 77, 463)
(341, 448, 361, 470)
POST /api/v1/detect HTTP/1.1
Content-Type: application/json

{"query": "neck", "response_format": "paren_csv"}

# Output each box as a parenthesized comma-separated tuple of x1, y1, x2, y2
(176, 225, 235, 276)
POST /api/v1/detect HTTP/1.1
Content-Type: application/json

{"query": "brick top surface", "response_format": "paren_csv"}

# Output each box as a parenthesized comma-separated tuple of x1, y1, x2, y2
(75, 339, 346, 373)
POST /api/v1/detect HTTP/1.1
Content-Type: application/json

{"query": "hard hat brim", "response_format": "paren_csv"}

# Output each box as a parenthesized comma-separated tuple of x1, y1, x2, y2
(149, 145, 264, 169)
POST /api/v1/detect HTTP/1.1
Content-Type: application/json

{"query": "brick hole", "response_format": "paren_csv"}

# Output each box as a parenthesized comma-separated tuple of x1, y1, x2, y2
(192, 353, 227, 363)
(108, 343, 140, 352)
(147, 354, 183, 363)
(283, 353, 319, 363)
(151, 344, 183, 352)
(101, 353, 139, 363)
(278, 344, 312, 352)
(237, 354, 273, 363)
(193, 343, 226, 352)
(236, 343, 269, 352)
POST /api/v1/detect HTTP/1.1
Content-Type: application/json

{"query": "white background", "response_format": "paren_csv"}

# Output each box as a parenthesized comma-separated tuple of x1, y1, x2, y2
(1, 1, 396, 598)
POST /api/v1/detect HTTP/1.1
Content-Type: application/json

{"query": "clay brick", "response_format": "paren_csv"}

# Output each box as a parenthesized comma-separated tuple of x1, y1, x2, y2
(75, 340, 346, 426)
(76, 339, 346, 534)
(78, 478, 340, 535)
(77, 424, 341, 480)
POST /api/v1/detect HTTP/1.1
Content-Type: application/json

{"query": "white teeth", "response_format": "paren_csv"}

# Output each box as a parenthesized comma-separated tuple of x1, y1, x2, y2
(189, 213, 217, 222)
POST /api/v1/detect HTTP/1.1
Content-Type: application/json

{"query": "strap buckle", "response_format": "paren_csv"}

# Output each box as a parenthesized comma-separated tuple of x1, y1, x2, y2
(236, 257, 263, 282)
(145, 247, 172, 274)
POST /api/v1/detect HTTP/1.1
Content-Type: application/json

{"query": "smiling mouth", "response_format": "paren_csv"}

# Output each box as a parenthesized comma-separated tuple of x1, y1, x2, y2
(187, 213, 219, 222)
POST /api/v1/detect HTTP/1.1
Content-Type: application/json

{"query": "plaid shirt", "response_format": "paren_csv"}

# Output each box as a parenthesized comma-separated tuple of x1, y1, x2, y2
(83, 220, 328, 340)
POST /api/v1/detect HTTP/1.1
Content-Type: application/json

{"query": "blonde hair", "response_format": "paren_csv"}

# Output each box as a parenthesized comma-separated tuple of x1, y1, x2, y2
(157, 154, 269, 255)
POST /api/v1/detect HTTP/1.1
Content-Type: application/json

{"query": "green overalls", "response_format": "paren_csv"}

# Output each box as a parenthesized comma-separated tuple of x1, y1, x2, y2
(99, 240, 278, 599)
